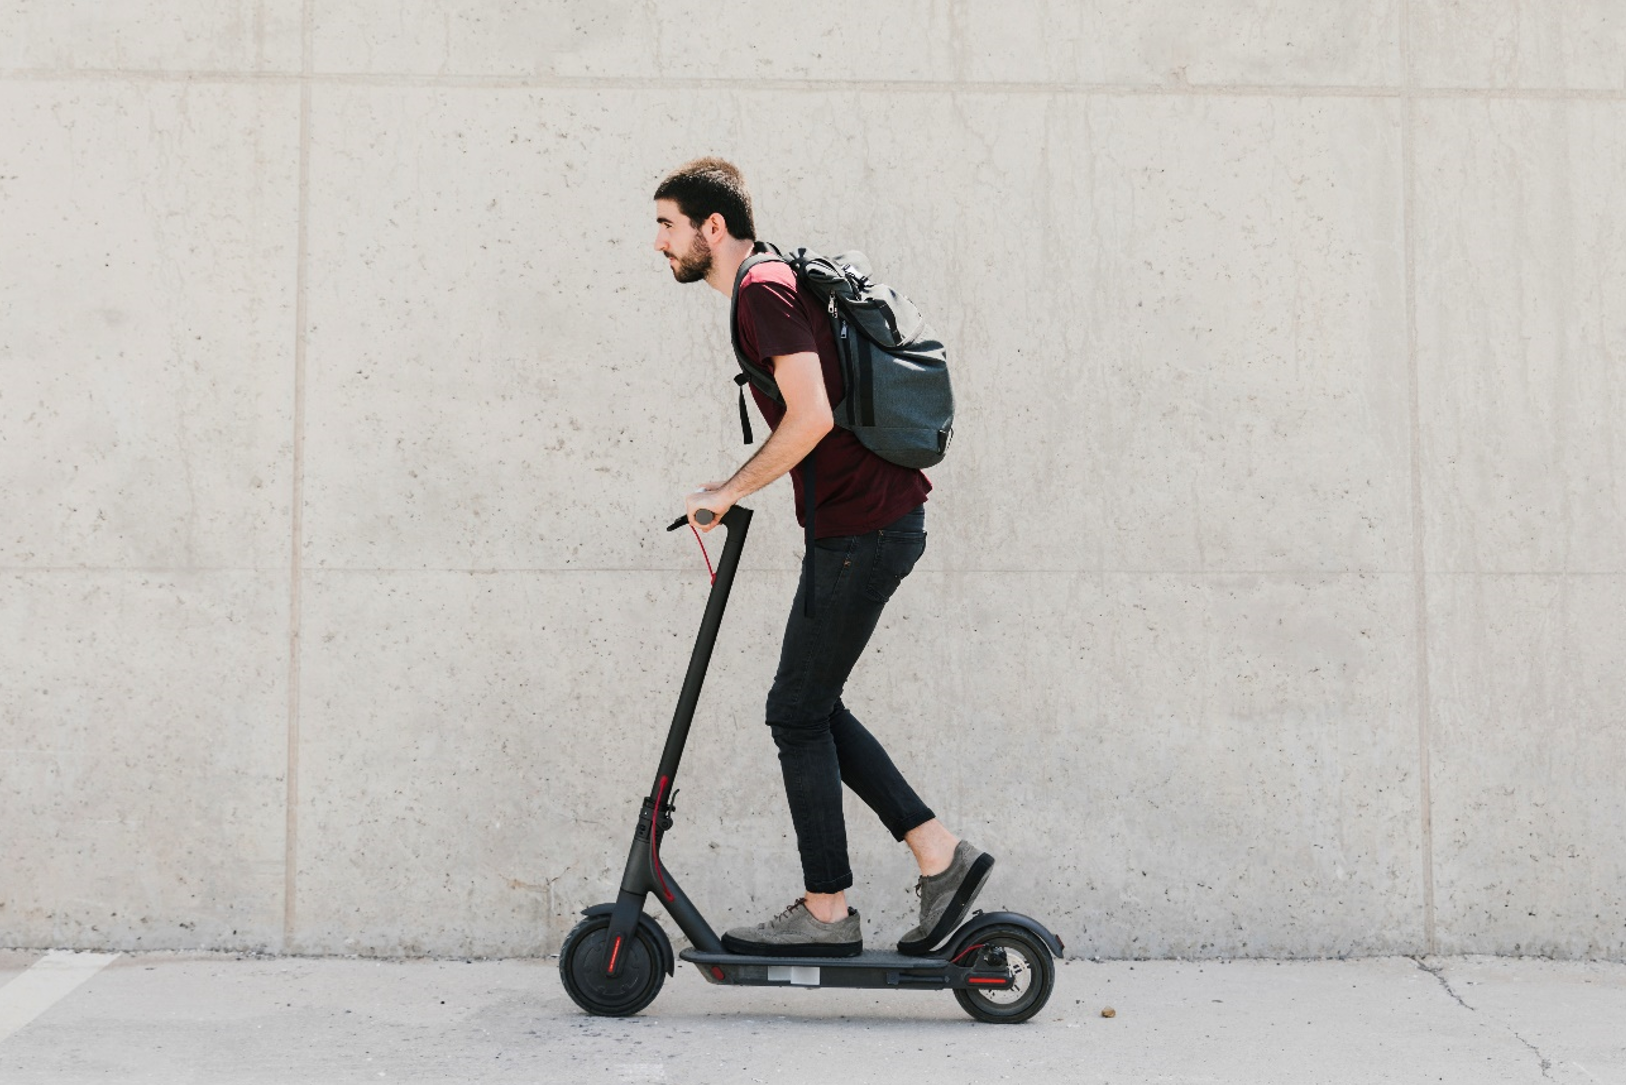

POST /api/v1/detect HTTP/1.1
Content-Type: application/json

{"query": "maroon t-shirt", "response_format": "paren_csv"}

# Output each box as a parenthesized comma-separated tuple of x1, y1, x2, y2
(734, 260, 931, 537)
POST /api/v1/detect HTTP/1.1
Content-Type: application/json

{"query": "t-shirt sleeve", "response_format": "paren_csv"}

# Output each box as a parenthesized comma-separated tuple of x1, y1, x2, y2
(737, 274, 818, 372)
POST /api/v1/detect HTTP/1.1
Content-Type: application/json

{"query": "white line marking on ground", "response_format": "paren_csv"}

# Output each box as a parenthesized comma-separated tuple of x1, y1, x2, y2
(0, 951, 120, 1044)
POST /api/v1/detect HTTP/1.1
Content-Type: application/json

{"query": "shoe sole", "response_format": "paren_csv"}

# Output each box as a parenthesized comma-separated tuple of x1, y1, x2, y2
(720, 933, 862, 958)
(896, 851, 996, 957)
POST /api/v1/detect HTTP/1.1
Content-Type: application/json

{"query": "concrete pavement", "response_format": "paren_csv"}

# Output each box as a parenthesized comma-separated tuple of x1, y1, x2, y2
(1, 950, 1622, 1084)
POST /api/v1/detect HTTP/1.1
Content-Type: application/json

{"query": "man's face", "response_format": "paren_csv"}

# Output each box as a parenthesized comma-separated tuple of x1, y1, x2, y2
(654, 199, 712, 284)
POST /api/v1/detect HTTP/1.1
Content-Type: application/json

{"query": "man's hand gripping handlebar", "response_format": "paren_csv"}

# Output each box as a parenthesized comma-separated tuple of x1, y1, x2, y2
(665, 508, 715, 532)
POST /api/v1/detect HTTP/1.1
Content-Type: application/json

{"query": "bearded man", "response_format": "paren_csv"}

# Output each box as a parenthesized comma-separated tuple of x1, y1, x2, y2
(650, 157, 993, 958)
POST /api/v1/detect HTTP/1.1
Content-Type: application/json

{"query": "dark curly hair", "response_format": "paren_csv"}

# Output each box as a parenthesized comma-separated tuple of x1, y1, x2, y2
(654, 157, 756, 240)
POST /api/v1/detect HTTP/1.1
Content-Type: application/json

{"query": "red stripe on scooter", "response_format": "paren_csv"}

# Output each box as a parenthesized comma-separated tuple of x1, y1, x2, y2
(968, 976, 1009, 986)
(652, 775, 675, 902)
(608, 936, 622, 973)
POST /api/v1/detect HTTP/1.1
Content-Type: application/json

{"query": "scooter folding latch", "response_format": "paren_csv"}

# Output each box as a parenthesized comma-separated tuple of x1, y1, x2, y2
(634, 797, 655, 841)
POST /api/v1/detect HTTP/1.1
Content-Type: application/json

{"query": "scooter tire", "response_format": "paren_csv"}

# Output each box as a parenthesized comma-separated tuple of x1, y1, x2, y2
(559, 913, 666, 1017)
(951, 924, 1055, 1024)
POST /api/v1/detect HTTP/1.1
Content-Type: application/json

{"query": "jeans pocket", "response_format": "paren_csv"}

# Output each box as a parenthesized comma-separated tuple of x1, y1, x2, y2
(864, 530, 926, 603)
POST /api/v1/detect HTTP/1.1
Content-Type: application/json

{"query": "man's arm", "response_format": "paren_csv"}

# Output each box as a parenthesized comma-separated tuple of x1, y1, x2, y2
(687, 351, 832, 531)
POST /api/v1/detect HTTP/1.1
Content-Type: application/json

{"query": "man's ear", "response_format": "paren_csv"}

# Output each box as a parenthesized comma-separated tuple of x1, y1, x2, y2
(702, 211, 730, 243)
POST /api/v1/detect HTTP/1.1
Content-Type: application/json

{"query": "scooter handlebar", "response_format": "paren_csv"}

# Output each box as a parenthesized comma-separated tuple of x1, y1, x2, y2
(665, 506, 746, 533)
(665, 508, 716, 532)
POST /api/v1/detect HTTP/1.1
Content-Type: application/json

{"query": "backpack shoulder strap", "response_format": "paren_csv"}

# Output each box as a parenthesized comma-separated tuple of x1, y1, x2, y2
(728, 242, 821, 616)
(729, 241, 789, 406)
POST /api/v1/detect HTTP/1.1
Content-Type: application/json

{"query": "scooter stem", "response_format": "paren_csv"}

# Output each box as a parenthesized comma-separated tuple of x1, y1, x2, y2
(604, 505, 753, 971)
(654, 503, 752, 786)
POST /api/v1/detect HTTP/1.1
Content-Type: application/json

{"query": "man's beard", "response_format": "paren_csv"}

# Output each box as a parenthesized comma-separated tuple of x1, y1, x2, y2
(669, 233, 713, 283)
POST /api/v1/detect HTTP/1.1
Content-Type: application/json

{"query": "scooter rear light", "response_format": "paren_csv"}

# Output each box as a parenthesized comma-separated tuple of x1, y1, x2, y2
(710, 966, 726, 981)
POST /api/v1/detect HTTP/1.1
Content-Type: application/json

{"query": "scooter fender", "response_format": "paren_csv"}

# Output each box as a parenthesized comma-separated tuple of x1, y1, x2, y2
(948, 910, 1066, 958)
(582, 904, 675, 976)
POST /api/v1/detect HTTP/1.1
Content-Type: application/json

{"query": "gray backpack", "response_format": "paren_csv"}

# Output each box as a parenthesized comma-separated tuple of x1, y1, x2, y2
(728, 241, 954, 469)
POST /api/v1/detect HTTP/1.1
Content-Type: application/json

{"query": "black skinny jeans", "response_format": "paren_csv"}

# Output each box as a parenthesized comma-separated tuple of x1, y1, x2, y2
(765, 503, 936, 894)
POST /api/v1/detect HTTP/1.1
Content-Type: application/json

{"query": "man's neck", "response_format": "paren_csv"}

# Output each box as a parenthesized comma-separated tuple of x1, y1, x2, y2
(706, 237, 759, 297)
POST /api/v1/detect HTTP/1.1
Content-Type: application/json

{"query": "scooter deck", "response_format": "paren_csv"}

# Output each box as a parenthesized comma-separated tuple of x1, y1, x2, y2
(681, 947, 949, 969)
(679, 946, 1005, 991)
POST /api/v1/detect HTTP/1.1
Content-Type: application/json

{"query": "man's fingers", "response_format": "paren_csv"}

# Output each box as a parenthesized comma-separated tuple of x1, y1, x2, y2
(685, 489, 724, 532)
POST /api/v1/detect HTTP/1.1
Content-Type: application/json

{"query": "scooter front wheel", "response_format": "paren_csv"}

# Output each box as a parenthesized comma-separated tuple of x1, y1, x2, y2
(559, 913, 665, 1017)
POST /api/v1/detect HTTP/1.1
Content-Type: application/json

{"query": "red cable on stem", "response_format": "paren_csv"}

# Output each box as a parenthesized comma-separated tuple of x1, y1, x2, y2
(688, 522, 715, 584)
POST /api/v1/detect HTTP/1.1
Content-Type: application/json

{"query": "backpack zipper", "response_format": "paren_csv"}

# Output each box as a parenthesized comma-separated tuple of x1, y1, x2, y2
(828, 295, 847, 338)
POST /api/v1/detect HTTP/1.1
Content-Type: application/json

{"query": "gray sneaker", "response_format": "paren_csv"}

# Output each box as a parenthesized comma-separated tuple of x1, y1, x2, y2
(897, 841, 996, 956)
(722, 898, 863, 958)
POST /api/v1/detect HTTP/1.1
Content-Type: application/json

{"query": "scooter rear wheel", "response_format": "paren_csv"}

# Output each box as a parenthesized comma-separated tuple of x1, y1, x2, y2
(952, 924, 1055, 1024)
(559, 913, 665, 1017)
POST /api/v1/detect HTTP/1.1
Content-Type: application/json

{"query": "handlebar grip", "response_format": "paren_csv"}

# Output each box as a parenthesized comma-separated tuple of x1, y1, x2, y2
(665, 508, 718, 532)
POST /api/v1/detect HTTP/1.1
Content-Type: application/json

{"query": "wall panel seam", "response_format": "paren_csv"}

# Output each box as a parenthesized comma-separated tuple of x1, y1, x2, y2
(1400, 0, 1438, 958)
(283, 0, 315, 954)
(2, 69, 1625, 101)
(6, 567, 1619, 576)
(249, 568, 1437, 577)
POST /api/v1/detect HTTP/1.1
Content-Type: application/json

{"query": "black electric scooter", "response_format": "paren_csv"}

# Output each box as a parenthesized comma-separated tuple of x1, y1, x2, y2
(559, 505, 1064, 1023)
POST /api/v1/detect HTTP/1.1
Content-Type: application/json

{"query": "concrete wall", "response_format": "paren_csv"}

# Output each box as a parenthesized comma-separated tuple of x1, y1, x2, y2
(2, 3, 1622, 961)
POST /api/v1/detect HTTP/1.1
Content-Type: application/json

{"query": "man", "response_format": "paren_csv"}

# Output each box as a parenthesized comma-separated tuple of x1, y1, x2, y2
(652, 157, 993, 958)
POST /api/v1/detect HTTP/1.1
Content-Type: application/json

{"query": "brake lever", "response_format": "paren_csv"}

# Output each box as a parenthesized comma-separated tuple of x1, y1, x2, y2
(665, 509, 716, 532)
